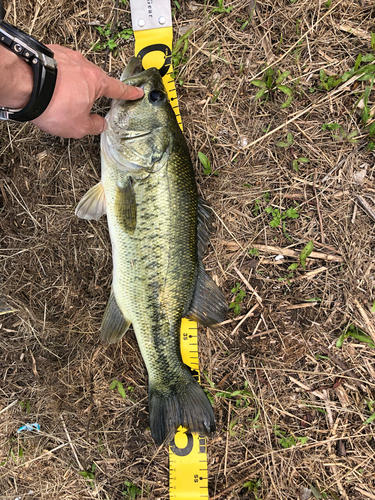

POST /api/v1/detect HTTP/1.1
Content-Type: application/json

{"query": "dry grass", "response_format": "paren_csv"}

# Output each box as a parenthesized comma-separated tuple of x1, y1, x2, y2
(1, 0, 375, 498)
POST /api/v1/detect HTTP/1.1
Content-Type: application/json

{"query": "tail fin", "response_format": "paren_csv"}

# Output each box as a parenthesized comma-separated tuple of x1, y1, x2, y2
(149, 373, 215, 445)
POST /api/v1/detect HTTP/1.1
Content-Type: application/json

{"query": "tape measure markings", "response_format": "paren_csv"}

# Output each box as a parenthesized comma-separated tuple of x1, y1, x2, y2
(131, 15, 208, 499)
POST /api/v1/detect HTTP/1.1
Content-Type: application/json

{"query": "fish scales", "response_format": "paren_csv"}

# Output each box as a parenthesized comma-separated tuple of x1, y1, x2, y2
(108, 142, 197, 388)
(76, 58, 227, 444)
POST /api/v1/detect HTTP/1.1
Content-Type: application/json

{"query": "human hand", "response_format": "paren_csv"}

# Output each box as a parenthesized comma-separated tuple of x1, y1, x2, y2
(32, 45, 143, 139)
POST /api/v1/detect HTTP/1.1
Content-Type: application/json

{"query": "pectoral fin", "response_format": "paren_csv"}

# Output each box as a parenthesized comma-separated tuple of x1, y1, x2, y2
(185, 264, 227, 327)
(101, 289, 131, 343)
(115, 178, 137, 234)
(75, 183, 106, 220)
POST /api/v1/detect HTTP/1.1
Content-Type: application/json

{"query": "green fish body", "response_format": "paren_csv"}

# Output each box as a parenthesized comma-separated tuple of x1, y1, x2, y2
(76, 58, 227, 444)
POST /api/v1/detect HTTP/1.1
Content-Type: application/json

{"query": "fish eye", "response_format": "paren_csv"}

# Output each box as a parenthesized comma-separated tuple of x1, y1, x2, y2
(149, 90, 166, 104)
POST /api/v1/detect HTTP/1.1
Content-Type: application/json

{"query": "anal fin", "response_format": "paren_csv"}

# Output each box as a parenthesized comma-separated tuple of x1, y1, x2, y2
(185, 264, 227, 327)
(101, 289, 131, 343)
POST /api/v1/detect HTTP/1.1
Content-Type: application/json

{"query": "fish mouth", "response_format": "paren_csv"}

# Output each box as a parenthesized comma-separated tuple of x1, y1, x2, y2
(120, 130, 152, 140)
(120, 57, 143, 81)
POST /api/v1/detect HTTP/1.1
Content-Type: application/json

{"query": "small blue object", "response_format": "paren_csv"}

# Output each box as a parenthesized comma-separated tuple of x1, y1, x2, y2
(17, 423, 40, 433)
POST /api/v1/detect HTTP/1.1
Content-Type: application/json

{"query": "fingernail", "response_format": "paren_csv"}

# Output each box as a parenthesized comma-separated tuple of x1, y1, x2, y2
(136, 87, 144, 94)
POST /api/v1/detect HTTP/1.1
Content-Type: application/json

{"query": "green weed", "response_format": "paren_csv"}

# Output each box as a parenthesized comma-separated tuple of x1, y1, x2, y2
(216, 385, 252, 408)
(252, 199, 261, 216)
(198, 152, 218, 176)
(93, 24, 133, 52)
(243, 478, 262, 499)
(288, 240, 314, 273)
(336, 324, 375, 349)
(171, 28, 193, 82)
(79, 463, 96, 489)
(276, 131, 294, 148)
(229, 283, 246, 316)
(265, 205, 299, 241)
(122, 481, 142, 499)
(276, 132, 309, 171)
(212, 0, 233, 14)
(110, 380, 135, 401)
(248, 248, 259, 256)
(292, 156, 309, 172)
(321, 122, 359, 143)
(19, 400, 31, 414)
(274, 426, 308, 448)
(251, 68, 294, 108)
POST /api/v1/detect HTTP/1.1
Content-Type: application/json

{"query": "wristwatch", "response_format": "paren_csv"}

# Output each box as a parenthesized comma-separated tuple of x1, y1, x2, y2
(0, 19, 57, 122)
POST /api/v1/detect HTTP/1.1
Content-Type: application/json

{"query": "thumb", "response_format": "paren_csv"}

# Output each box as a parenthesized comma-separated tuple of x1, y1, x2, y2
(86, 114, 107, 136)
(101, 74, 143, 100)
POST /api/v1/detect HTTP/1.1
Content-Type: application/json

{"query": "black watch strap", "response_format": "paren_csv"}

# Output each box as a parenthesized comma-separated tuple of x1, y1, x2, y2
(0, 19, 58, 122)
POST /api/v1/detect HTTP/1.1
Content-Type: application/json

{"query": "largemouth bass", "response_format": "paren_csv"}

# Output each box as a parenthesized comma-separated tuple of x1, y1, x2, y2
(76, 58, 227, 445)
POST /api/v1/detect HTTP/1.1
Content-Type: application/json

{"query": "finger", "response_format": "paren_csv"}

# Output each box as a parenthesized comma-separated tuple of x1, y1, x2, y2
(85, 114, 107, 136)
(101, 75, 143, 101)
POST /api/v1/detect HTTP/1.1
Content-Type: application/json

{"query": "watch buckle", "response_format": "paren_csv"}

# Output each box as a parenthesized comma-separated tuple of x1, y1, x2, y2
(0, 108, 10, 121)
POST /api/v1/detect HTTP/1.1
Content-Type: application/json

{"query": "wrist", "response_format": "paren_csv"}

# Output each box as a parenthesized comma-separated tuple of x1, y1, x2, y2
(0, 44, 33, 108)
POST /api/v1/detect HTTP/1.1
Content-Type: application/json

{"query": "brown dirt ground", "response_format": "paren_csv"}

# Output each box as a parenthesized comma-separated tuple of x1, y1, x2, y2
(1, 0, 375, 499)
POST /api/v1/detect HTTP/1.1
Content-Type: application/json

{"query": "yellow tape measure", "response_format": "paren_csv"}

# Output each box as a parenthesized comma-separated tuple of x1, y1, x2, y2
(169, 320, 209, 499)
(134, 27, 183, 130)
(130, 3, 209, 498)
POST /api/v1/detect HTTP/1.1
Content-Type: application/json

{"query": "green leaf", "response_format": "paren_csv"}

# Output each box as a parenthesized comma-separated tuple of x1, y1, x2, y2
(254, 88, 267, 100)
(311, 485, 326, 499)
(279, 435, 296, 448)
(297, 436, 308, 445)
(110, 380, 118, 390)
(276, 85, 293, 96)
(198, 152, 212, 175)
(371, 300, 375, 313)
(298, 157, 310, 163)
(372, 32, 375, 51)
(276, 141, 289, 148)
(369, 122, 375, 136)
(300, 240, 314, 270)
(322, 122, 340, 131)
(347, 130, 359, 143)
(281, 95, 293, 108)
(288, 262, 299, 271)
(284, 207, 299, 219)
(287, 132, 293, 146)
(251, 79, 267, 88)
(362, 106, 369, 125)
(358, 73, 375, 81)
(362, 53, 375, 63)
(276, 70, 290, 84)
(341, 70, 354, 82)
(229, 418, 238, 436)
(336, 331, 346, 348)
(354, 53, 362, 71)
(117, 381, 127, 399)
(292, 159, 299, 172)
